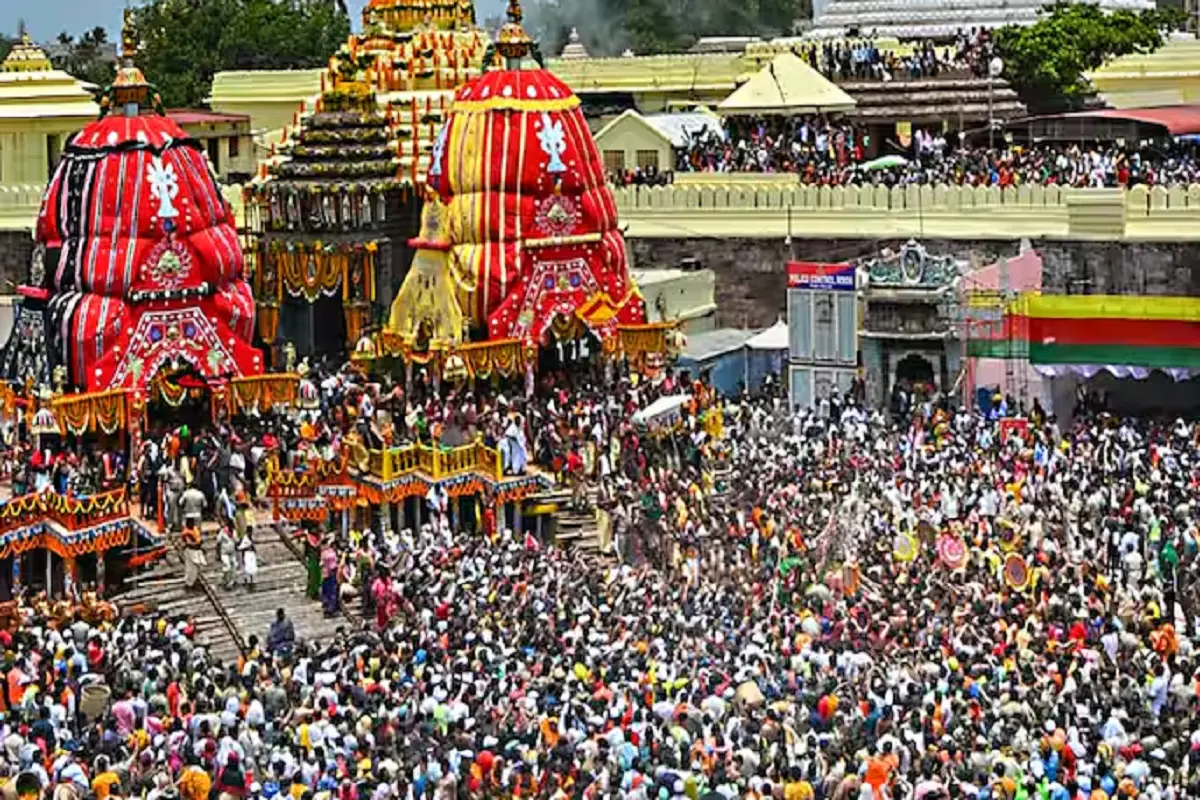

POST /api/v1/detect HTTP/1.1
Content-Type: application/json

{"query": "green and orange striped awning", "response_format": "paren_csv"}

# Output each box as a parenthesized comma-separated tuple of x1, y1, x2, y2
(973, 294, 1200, 368)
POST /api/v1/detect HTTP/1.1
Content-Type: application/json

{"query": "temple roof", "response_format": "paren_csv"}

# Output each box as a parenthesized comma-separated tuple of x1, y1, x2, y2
(560, 28, 590, 60)
(718, 52, 855, 115)
(807, 0, 1154, 40)
(0, 33, 99, 120)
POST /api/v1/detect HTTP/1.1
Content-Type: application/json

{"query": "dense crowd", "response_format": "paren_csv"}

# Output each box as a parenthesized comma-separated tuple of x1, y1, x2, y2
(670, 115, 1200, 188)
(0, 357, 1195, 800)
(674, 115, 864, 176)
(796, 28, 996, 82)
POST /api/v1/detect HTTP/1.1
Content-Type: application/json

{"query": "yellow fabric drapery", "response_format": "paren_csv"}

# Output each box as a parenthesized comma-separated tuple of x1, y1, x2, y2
(268, 241, 380, 304)
(50, 390, 129, 435)
(618, 322, 673, 359)
(0, 488, 132, 558)
(229, 374, 301, 415)
(388, 247, 468, 348)
(459, 338, 526, 378)
(372, 336, 530, 378)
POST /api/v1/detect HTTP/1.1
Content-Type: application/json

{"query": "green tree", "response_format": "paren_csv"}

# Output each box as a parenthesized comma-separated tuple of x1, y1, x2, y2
(133, 0, 350, 109)
(994, 3, 1185, 112)
(52, 26, 117, 88)
(624, 0, 686, 54)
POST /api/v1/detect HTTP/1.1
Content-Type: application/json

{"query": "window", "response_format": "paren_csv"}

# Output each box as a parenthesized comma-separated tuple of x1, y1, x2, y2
(602, 150, 625, 173)
(789, 366, 812, 410)
(206, 138, 221, 174)
(635, 149, 659, 170)
(46, 135, 61, 179)
(787, 290, 811, 361)
(813, 294, 835, 361)
(228, 135, 240, 159)
(836, 293, 857, 364)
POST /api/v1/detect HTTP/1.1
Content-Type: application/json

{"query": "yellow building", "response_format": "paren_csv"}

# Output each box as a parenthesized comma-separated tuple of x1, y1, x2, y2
(208, 69, 323, 144)
(1089, 35, 1200, 108)
(166, 109, 255, 183)
(594, 109, 722, 175)
(0, 34, 98, 232)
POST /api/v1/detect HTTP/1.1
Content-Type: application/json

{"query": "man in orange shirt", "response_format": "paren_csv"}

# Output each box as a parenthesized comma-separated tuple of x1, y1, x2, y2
(91, 756, 121, 800)
(863, 741, 899, 800)
(178, 756, 212, 800)
(5, 659, 26, 711)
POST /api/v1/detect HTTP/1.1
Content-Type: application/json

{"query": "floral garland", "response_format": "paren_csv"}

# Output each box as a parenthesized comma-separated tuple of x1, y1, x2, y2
(294, 128, 389, 145)
(269, 240, 379, 304)
(304, 110, 387, 129)
(273, 160, 398, 180)
(288, 144, 395, 161)
(153, 379, 188, 407)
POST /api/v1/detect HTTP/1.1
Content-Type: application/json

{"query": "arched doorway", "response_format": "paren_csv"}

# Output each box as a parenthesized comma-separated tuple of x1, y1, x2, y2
(891, 352, 937, 413)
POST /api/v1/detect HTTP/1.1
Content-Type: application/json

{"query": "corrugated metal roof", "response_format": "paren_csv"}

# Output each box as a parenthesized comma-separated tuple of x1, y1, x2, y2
(681, 327, 757, 361)
(643, 112, 724, 147)
(167, 109, 251, 126)
(1029, 105, 1200, 136)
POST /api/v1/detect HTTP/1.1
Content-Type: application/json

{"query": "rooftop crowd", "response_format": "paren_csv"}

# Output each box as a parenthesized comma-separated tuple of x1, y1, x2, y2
(796, 28, 997, 83)
(665, 114, 1200, 188)
(0, 355, 1195, 800)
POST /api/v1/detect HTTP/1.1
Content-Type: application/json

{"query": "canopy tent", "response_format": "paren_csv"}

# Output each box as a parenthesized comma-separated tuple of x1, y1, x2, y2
(632, 394, 692, 427)
(746, 318, 788, 350)
(745, 319, 788, 390)
(717, 52, 856, 116)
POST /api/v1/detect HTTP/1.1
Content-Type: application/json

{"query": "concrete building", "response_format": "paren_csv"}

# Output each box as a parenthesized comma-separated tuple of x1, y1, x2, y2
(0, 33, 98, 289)
(594, 109, 723, 175)
(167, 109, 255, 184)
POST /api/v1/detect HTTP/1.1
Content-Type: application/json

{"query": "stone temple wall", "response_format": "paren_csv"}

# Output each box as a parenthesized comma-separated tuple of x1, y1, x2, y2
(631, 237, 1200, 329)
(1036, 241, 1200, 297)
(628, 237, 1023, 328)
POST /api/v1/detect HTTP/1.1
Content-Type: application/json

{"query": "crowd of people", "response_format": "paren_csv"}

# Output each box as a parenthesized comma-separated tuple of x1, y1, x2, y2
(0, 353, 1194, 800)
(667, 114, 1200, 189)
(795, 28, 996, 83)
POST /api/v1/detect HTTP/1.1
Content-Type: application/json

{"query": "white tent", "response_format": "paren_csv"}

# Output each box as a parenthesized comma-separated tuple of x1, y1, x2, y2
(746, 318, 788, 351)
(632, 394, 692, 427)
(717, 52, 856, 116)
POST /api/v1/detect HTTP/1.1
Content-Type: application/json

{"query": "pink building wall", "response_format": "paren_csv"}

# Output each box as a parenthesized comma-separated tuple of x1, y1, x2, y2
(960, 249, 1049, 407)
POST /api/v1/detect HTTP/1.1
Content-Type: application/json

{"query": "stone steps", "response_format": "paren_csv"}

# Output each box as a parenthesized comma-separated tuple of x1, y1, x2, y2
(114, 519, 348, 662)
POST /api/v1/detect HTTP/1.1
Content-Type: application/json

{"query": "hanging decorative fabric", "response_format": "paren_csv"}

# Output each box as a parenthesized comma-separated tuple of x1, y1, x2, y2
(229, 374, 300, 415)
(50, 389, 129, 435)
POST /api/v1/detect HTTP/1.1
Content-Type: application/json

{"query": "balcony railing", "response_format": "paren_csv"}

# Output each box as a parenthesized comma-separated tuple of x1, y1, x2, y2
(371, 439, 503, 482)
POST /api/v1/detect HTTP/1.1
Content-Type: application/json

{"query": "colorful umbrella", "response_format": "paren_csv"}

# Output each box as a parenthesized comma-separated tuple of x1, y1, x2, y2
(937, 534, 967, 571)
(893, 531, 918, 562)
(860, 154, 909, 171)
(1004, 553, 1030, 590)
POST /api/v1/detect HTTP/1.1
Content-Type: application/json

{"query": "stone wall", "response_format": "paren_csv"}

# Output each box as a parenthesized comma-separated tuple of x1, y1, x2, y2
(0, 231, 32, 293)
(629, 237, 1022, 328)
(1035, 240, 1200, 297)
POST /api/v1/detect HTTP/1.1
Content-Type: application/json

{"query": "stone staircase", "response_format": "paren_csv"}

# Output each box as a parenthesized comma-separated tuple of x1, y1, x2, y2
(536, 486, 610, 560)
(112, 519, 348, 663)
